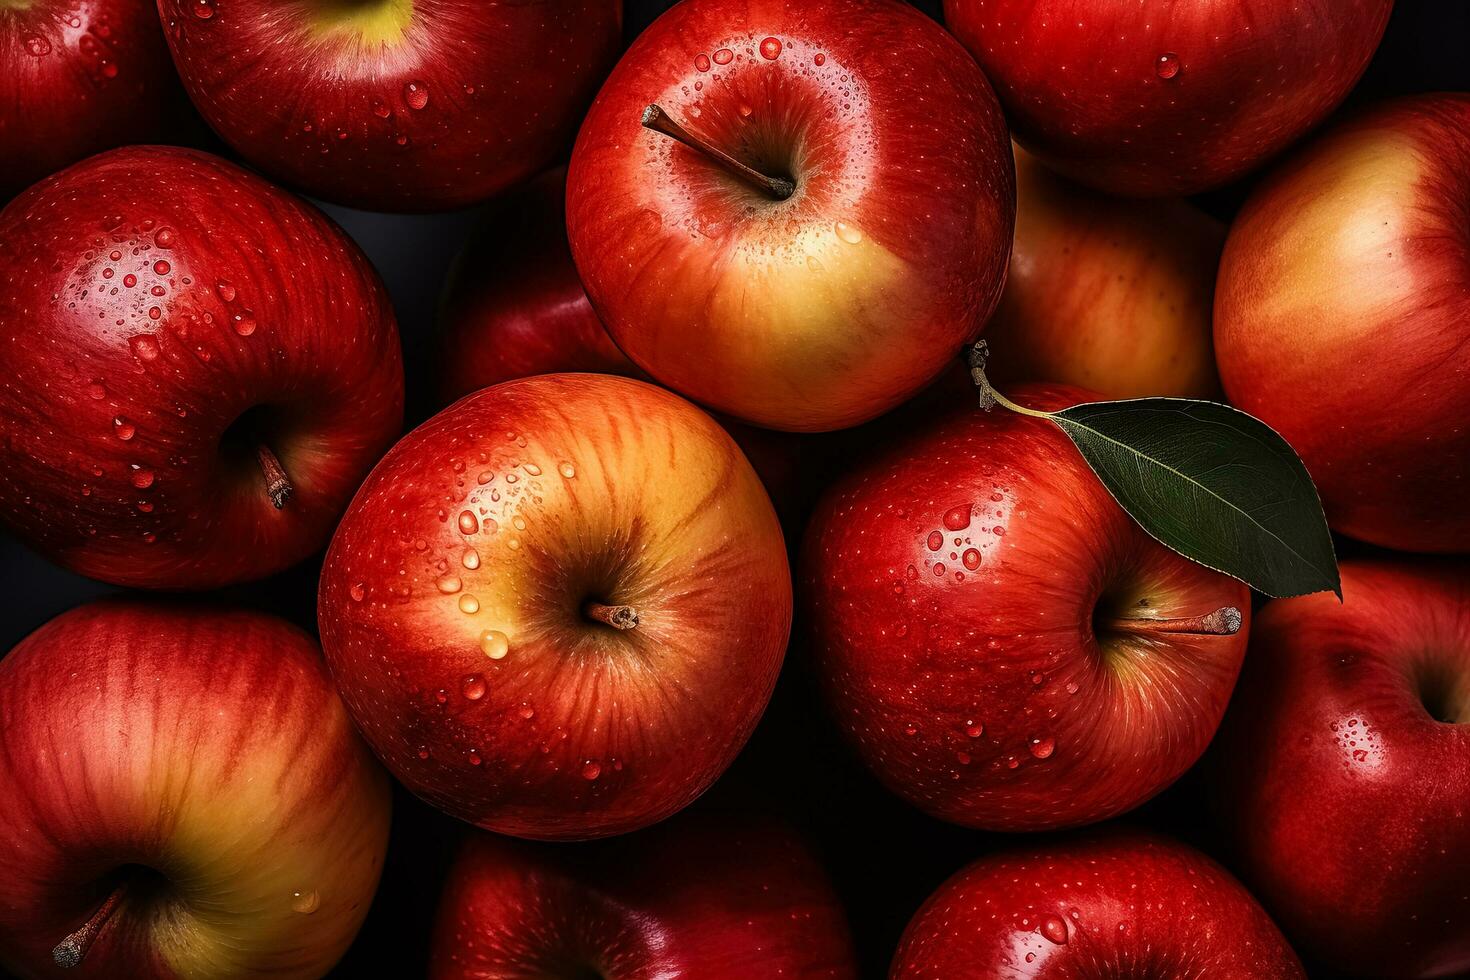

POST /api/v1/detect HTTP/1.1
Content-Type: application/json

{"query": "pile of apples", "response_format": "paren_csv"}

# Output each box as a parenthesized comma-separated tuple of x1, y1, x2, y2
(0, 0, 1466, 977)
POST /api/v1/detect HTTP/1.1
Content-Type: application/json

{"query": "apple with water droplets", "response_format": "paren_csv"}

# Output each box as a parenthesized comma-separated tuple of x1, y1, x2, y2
(0, 600, 391, 978)
(942, 0, 1392, 195)
(567, 0, 1015, 432)
(318, 373, 791, 839)
(429, 814, 856, 978)
(156, 0, 623, 211)
(0, 0, 183, 200)
(0, 145, 403, 589)
(891, 832, 1305, 977)
(1212, 560, 1470, 978)
(801, 383, 1250, 831)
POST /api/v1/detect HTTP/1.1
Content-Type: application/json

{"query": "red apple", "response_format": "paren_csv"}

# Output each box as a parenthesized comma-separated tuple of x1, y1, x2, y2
(156, 0, 623, 212)
(1212, 560, 1470, 978)
(984, 148, 1223, 399)
(0, 600, 391, 978)
(0, 0, 181, 200)
(1214, 94, 1470, 552)
(318, 374, 791, 840)
(801, 383, 1250, 831)
(437, 167, 641, 404)
(942, 0, 1392, 196)
(0, 145, 403, 589)
(891, 831, 1305, 978)
(429, 815, 856, 978)
(567, 0, 1015, 432)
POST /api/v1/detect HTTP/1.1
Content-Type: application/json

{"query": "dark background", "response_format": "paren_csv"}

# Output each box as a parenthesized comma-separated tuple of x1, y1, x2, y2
(2, 2, 1467, 977)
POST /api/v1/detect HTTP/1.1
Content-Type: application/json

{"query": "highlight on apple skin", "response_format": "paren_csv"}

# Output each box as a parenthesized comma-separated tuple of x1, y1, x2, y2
(943, 0, 1393, 196)
(157, 0, 624, 211)
(891, 832, 1306, 978)
(429, 814, 857, 978)
(1214, 93, 1470, 553)
(0, 0, 182, 201)
(318, 374, 792, 840)
(1212, 560, 1470, 979)
(802, 383, 1250, 831)
(0, 600, 392, 979)
(568, 0, 1015, 432)
(0, 145, 404, 590)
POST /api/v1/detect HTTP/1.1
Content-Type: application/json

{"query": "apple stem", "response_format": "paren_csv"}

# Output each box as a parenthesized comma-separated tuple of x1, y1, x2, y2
(641, 104, 795, 201)
(1108, 606, 1243, 637)
(584, 601, 640, 630)
(52, 887, 123, 969)
(966, 341, 1053, 419)
(256, 445, 293, 509)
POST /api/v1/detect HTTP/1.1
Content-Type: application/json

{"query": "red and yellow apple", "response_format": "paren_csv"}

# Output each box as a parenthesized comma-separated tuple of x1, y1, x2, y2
(318, 374, 791, 840)
(0, 146, 403, 589)
(1215, 94, 1470, 552)
(985, 148, 1223, 399)
(802, 384, 1250, 831)
(0, 601, 391, 978)
(567, 0, 1015, 432)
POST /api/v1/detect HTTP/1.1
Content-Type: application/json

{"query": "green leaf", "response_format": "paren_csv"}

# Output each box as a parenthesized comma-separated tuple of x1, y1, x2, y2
(1050, 398, 1341, 600)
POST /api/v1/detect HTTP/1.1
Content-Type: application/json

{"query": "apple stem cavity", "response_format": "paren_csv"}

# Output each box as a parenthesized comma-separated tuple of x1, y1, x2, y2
(641, 104, 795, 201)
(584, 601, 640, 631)
(52, 887, 123, 969)
(256, 445, 294, 509)
(1109, 606, 1243, 637)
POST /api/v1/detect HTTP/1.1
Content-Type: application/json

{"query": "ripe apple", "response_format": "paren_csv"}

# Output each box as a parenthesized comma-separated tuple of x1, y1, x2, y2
(0, 145, 404, 589)
(567, 0, 1015, 432)
(0, 600, 391, 978)
(429, 815, 857, 978)
(156, 0, 623, 212)
(318, 374, 791, 840)
(0, 0, 181, 200)
(891, 831, 1305, 977)
(801, 383, 1250, 831)
(437, 167, 641, 404)
(984, 148, 1223, 399)
(1214, 94, 1470, 552)
(942, 0, 1392, 196)
(1211, 560, 1470, 978)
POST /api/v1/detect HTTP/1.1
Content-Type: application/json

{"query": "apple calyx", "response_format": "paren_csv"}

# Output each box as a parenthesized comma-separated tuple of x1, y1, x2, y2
(641, 104, 795, 201)
(584, 601, 640, 630)
(52, 887, 123, 969)
(1107, 605, 1243, 638)
(256, 444, 294, 509)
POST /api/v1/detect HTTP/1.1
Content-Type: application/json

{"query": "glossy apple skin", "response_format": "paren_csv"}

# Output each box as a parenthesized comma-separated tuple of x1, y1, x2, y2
(437, 168, 640, 404)
(0, 146, 403, 590)
(156, 0, 622, 212)
(0, 601, 391, 979)
(891, 832, 1305, 978)
(985, 149, 1223, 399)
(801, 383, 1250, 831)
(1212, 561, 1470, 978)
(943, 0, 1392, 197)
(0, 0, 181, 201)
(568, 0, 1014, 432)
(318, 374, 791, 840)
(1215, 95, 1470, 553)
(430, 815, 857, 978)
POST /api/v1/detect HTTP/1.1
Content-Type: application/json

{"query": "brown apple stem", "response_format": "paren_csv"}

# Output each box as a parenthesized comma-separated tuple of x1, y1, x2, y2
(256, 445, 293, 509)
(1107, 606, 1243, 637)
(584, 602, 640, 630)
(641, 104, 795, 200)
(52, 887, 124, 969)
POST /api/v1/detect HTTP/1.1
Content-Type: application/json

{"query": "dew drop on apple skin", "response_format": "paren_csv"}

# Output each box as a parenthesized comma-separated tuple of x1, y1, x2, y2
(834, 221, 863, 245)
(461, 548, 480, 570)
(1155, 52, 1181, 80)
(713, 47, 734, 65)
(404, 80, 429, 110)
(457, 510, 478, 534)
(558, 462, 576, 479)
(480, 630, 509, 660)
(458, 594, 480, 614)
(694, 53, 711, 72)
(1040, 914, 1068, 944)
(759, 37, 782, 60)
(436, 575, 462, 594)
(349, 583, 365, 602)
(461, 675, 486, 701)
(581, 760, 602, 780)
(290, 890, 319, 914)
(1029, 736, 1056, 759)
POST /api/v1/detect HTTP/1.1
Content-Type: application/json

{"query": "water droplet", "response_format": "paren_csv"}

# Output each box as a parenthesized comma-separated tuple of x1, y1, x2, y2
(130, 334, 159, 360)
(480, 630, 509, 660)
(1065, 681, 1079, 695)
(24, 35, 51, 56)
(713, 48, 733, 65)
(155, 228, 175, 248)
(814, 52, 826, 66)
(522, 463, 541, 476)
(694, 53, 711, 72)
(191, 0, 214, 19)
(349, 583, 365, 602)
(461, 674, 486, 701)
(759, 37, 782, 60)
(130, 467, 154, 489)
(461, 548, 480, 570)
(457, 510, 478, 534)
(476, 470, 494, 485)
(231, 311, 256, 336)
(215, 281, 236, 302)
(113, 417, 135, 440)
(153, 260, 170, 276)
(86, 382, 107, 400)
(558, 462, 576, 478)
(582, 760, 602, 780)
(943, 503, 972, 531)
(932, 563, 945, 576)
(517, 702, 534, 719)
(1155, 52, 1181, 79)
(962, 548, 982, 570)
(123, 274, 137, 288)
(834, 221, 863, 244)
(290, 890, 319, 914)
(404, 81, 429, 110)
(436, 575, 462, 594)
(458, 594, 480, 614)
(148, 306, 162, 320)
(966, 722, 984, 738)
(467, 750, 482, 765)
(926, 530, 943, 551)
(417, 745, 429, 759)
(1029, 736, 1056, 759)
(371, 98, 391, 118)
